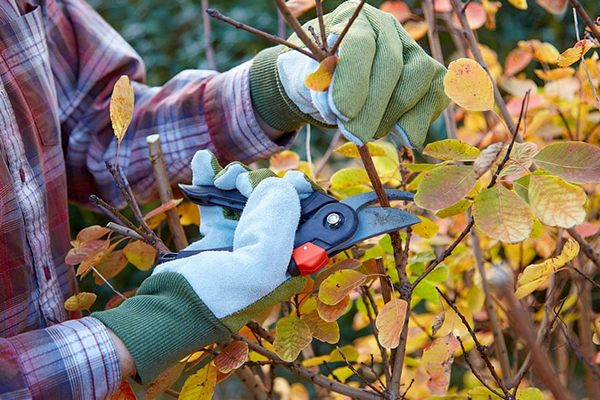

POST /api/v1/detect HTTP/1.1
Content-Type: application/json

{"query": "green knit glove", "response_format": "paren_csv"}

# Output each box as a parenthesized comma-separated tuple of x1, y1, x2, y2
(250, 0, 449, 149)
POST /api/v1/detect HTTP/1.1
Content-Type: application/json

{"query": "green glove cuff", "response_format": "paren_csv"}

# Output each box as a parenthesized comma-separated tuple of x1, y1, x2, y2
(249, 46, 335, 132)
(92, 272, 231, 383)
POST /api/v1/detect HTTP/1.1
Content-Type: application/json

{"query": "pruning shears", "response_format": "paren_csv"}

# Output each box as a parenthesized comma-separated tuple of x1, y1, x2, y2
(159, 185, 420, 276)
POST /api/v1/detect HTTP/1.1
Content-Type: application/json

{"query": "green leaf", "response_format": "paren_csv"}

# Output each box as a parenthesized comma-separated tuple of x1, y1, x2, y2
(517, 387, 544, 400)
(415, 165, 478, 211)
(533, 141, 600, 183)
(528, 174, 586, 228)
(423, 139, 481, 161)
(273, 314, 312, 362)
(436, 199, 472, 218)
(473, 186, 533, 243)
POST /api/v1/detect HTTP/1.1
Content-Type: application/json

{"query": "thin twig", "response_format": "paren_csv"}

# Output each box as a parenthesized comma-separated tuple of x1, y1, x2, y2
(456, 336, 506, 398)
(470, 226, 512, 381)
(206, 8, 317, 60)
(361, 287, 392, 384)
(232, 334, 381, 400)
(437, 288, 511, 397)
(147, 134, 188, 250)
(568, 228, 600, 268)
(201, 0, 216, 70)
(235, 366, 269, 400)
(315, 131, 342, 177)
(106, 222, 144, 241)
(273, 0, 329, 60)
(89, 195, 139, 234)
(569, 0, 600, 44)
(573, 8, 600, 112)
(423, 0, 457, 139)
(315, 0, 328, 51)
(330, 0, 366, 55)
(90, 266, 127, 300)
(334, 345, 384, 394)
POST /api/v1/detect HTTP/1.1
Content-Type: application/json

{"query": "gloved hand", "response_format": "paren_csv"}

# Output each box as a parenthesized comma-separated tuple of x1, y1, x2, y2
(92, 150, 313, 383)
(250, 0, 449, 149)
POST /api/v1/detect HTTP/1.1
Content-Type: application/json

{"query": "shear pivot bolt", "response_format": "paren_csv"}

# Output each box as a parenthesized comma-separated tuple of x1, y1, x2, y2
(326, 213, 342, 227)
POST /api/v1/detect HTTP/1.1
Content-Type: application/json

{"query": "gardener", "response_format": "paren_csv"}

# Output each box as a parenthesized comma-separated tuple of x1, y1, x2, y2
(0, 0, 447, 398)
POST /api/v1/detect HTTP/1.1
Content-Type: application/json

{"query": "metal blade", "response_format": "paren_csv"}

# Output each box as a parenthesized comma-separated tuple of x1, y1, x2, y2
(329, 207, 420, 253)
(341, 189, 414, 211)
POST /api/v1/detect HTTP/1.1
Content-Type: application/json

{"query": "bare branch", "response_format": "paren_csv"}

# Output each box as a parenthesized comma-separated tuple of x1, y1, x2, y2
(206, 8, 318, 60)
(330, 0, 366, 55)
(568, 228, 600, 269)
(315, 0, 328, 51)
(106, 222, 144, 241)
(456, 335, 505, 398)
(201, 0, 216, 69)
(569, 0, 600, 44)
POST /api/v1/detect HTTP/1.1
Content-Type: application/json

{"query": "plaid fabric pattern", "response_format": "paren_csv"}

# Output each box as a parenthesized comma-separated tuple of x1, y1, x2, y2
(0, 0, 293, 398)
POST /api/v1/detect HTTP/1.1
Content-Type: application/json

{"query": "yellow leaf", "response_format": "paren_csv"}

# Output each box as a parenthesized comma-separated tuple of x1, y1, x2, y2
(557, 39, 597, 67)
(304, 56, 339, 92)
(421, 334, 459, 395)
(179, 363, 217, 400)
(528, 174, 587, 228)
(423, 139, 481, 161)
(534, 67, 575, 80)
(473, 186, 533, 243)
(375, 297, 408, 348)
(273, 314, 312, 362)
(334, 142, 387, 158)
(110, 75, 134, 141)
(177, 201, 200, 226)
(593, 316, 600, 345)
(436, 199, 472, 218)
(329, 345, 360, 363)
(301, 311, 340, 344)
(405, 20, 428, 40)
(412, 216, 439, 239)
(145, 363, 184, 400)
(214, 341, 249, 373)
(515, 239, 579, 298)
(123, 240, 157, 270)
(482, 0, 502, 30)
(316, 296, 351, 322)
(318, 269, 367, 305)
(507, 0, 527, 9)
(533, 42, 560, 64)
(64, 292, 97, 311)
(444, 58, 494, 111)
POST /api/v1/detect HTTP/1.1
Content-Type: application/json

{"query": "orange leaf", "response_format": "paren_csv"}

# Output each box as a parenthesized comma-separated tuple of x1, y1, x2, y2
(422, 333, 459, 395)
(270, 150, 300, 174)
(557, 39, 597, 67)
(433, 0, 453, 13)
(380, 1, 413, 23)
(405, 20, 428, 41)
(77, 241, 115, 277)
(504, 47, 533, 75)
(65, 239, 108, 266)
(285, 0, 316, 18)
(105, 288, 137, 310)
(451, 2, 486, 30)
(94, 249, 128, 283)
(123, 240, 157, 271)
(144, 198, 184, 221)
(64, 292, 97, 311)
(482, 0, 502, 30)
(536, 0, 568, 14)
(534, 67, 575, 80)
(109, 380, 137, 400)
(301, 311, 340, 344)
(317, 296, 351, 322)
(214, 341, 249, 373)
(76, 225, 111, 244)
(304, 56, 339, 92)
(375, 298, 408, 349)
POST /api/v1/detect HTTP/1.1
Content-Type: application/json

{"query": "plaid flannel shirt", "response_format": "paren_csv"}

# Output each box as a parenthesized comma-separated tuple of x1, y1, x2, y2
(0, 0, 293, 398)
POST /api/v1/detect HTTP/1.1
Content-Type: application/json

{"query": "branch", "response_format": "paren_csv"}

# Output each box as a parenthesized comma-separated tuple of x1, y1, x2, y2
(235, 366, 269, 400)
(470, 226, 511, 381)
(201, 0, 216, 70)
(449, 0, 517, 136)
(568, 228, 600, 269)
(315, 0, 328, 51)
(330, 0, 366, 55)
(455, 336, 505, 398)
(232, 334, 382, 400)
(423, 0, 457, 139)
(106, 222, 144, 241)
(273, 0, 329, 60)
(206, 9, 318, 60)
(147, 134, 188, 250)
(568, 0, 600, 44)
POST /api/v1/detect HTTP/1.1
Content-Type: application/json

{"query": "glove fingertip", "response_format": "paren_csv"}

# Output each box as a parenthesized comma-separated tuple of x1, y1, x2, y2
(191, 150, 222, 186)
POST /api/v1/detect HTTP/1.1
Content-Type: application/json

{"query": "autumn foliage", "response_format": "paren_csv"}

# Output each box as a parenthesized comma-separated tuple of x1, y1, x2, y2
(68, 0, 600, 399)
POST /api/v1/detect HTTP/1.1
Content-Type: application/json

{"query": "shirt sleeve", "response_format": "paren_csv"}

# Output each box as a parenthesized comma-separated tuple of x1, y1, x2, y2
(49, 0, 295, 207)
(0, 317, 121, 400)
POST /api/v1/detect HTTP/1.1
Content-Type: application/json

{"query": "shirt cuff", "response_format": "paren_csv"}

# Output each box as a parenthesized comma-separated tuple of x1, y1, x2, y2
(8, 317, 121, 400)
(204, 61, 297, 164)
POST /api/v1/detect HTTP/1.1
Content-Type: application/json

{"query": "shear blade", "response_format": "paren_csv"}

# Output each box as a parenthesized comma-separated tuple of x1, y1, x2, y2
(341, 189, 414, 211)
(330, 207, 420, 253)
